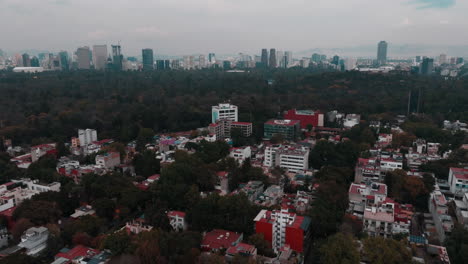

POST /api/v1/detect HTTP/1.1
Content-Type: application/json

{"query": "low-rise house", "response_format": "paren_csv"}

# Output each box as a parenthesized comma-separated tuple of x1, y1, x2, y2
(125, 215, 153, 235)
(95, 152, 120, 169)
(18, 227, 49, 256)
(233, 181, 264, 202)
(256, 185, 283, 207)
(52, 245, 100, 264)
(455, 193, 468, 229)
(201, 229, 243, 252)
(225, 243, 257, 262)
(229, 146, 252, 164)
(70, 205, 95, 219)
(343, 114, 360, 128)
(429, 186, 454, 243)
(167, 211, 187, 232)
(448, 167, 468, 198)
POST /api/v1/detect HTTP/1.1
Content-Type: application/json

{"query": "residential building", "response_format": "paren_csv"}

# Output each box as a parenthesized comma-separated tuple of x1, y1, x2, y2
(283, 109, 324, 129)
(264, 120, 300, 141)
(95, 152, 120, 169)
(343, 114, 361, 128)
(256, 185, 283, 207)
(167, 211, 187, 231)
(454, 193, 468, 229)
(93, 45, 108, 70)
(31, 143, 57, 162)
(229, 146, 252, 164)
(429, 186, 454, 243)
(348, 182, 388, 218)
(76, 47, 91, 69)
(448, 167, 468, 197)
(201, 229, 243, 252)
(233, 181, 264, 202)
(263, 144, 309, 173)
(70, 205, 95, 219)
(215, 171, 229, 195)
(254, 209, 310, 254)
(208, 120, 252, 140)
(18, 227, 49, 256)
(377, 41, 388, 65)
(212, 103, 238, 123)
(53, 245, 100, 264)
(225, 243, 257, 262)
(125, 215, 153, 235)
(78, 129, 98, 147)
(363, 198, 412, 238)
(142, 48, 154, 70)
(231, 122, 253, 137)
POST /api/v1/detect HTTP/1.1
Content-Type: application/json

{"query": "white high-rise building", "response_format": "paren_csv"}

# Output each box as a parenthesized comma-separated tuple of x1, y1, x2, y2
(211, 103, 238, 123)
(264, 145, 309, 173)
(78, 129, 97, 147)
(439, 54, 447, 65)
(344, 58, 357, 71)
(198, 55, 206, 68)
(76, 46, 91, 69)
(93, 45, 108, 70)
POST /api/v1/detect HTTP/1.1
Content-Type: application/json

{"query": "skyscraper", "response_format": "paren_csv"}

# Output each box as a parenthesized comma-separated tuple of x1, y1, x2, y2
(377, 41, 388, 65)
(30, 56, 40, 67)
(285, 51, 293, 66)
(261, 49, 268, 68)
(439, 54, 447, 65)
(209, 53, 216, 64)
(76, 47, 91, 69)
(142, 48, 154, 70)
(22, 53, 31, 67)
(420, 58, 434, 75)
(269, 48, 277, 68)
(311, 53, 321, 63)
(59, 51, 69, 71)
(332, 55, 340, 66)
(111, 45, 123, 71)
(199, 55, 206, 68)
(93, 45, 108, 70)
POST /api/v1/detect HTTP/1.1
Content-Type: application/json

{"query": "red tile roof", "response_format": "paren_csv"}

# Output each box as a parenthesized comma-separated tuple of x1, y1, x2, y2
(201, 229, 241, 251)
(55, 245, 100, 261)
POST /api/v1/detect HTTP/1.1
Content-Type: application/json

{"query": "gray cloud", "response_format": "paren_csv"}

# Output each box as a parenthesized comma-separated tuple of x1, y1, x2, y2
(0, 0, 466, 56)
(412, 0, 456, 9)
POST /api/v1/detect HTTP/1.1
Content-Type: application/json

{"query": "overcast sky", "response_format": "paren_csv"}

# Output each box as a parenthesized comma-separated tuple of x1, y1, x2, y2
(1, 0, 466, 56)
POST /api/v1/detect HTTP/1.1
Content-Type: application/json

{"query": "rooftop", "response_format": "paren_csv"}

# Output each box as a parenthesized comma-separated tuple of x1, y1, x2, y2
(265, 119, 300, 126)
(201, 229, 242, 250)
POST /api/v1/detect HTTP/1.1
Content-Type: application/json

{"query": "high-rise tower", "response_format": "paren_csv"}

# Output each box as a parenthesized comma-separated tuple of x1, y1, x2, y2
(269, 48, 277, 68)
(377, 41, 388, 65)
(261, 49, 269, 68)
(142, 48, 154, 70)
(93, 45, 108, 70)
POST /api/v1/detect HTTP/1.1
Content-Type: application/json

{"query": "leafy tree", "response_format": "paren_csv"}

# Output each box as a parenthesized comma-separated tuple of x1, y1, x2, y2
(92, 198, 116, 221)
(445, 225, 468, 264)
(363, 237, 412, 264)
(13, 200, 62, 225)
(247, 233, 275, 258)
(103, 231, 132, 256)
(319, 233, 360, 264)
(133, 150, 160, 177)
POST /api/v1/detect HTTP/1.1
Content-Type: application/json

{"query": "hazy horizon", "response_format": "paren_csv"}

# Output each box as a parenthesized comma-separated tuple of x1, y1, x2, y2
(1, 0, 467, 57)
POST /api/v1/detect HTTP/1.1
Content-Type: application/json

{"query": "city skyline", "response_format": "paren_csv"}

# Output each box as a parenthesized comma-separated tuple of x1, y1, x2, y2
(0, 0, 467, 56)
